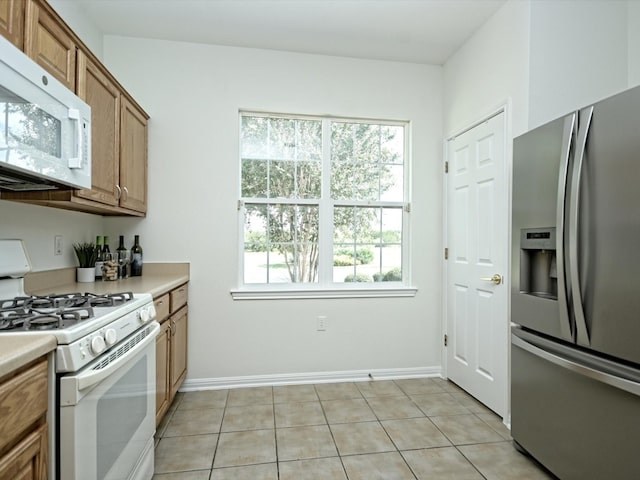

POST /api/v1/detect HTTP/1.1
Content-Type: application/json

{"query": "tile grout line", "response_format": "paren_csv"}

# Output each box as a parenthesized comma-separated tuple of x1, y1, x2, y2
(311, 383, 351, 480)
(208, 388, 230, 473)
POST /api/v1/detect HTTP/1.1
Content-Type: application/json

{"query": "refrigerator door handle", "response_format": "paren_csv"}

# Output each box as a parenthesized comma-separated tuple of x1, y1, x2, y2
(569, 106, 594, 346)
(556, 113, 576, 341)
(512, 334, 640, 397)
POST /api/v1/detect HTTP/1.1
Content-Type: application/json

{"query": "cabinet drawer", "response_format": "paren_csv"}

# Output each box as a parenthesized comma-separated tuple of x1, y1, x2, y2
(170, 284, 188, 313)
(0, 360, 48, 453)
(153, 294, 170, 322)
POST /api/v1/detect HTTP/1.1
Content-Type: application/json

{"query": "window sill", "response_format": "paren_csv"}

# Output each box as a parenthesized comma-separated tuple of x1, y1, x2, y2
(230, 286, 418, 300)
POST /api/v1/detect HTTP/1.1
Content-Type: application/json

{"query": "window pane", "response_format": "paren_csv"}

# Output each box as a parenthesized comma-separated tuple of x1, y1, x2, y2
(270, 161, 295, 198)
(334, 207, 354, 243)
(331, 162, 379, 201)
(380, 164, 403, 201)
(331, 122, 404, 201)
(333, 207, 377, 283)
(381, 125, 404, 164)
(241, 116, 268, 158)
(241, 115, 322, 200)
(268, 244, 294, 283)
(269, 118, 296, 159)
(381, 208, 402, 246)
(331, 122, 354, 163)
(297, 120, 322, 161)
(297, 161, 321, 198)
(244, 250, 267, 283)
(268, 204, 294, 243)
(243, 203, 319, 284)
(332, 206, 403, 283)
(241, 159, 268, 197)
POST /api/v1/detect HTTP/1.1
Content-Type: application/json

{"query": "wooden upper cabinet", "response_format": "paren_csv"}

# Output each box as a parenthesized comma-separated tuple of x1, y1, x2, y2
(120, 96, 148, 213)
(0, 0, 25, 49)
(0, 0, 150, 217)
(24, 0, 76, 91)
(76, 50, 120, 207)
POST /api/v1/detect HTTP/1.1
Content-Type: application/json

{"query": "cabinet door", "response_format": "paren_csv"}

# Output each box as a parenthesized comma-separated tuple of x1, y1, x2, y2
(76, 50, 120, 206)
(155, 320, 171, 426)
(170, 307, 188, 399)
(0, 0, 25, 49)
(0, 424, 48, 480)
(24, 0, 76, 91)
(0, 360, 47, 453)
(119, 96, 148, 213)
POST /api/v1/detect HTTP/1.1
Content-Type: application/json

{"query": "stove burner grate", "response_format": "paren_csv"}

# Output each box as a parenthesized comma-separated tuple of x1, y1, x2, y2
(0, 291, 135, 332)
(27, 315, 63, 330)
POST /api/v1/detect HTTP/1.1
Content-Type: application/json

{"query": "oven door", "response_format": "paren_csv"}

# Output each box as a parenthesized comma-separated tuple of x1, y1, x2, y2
(58, 322, 159, 480)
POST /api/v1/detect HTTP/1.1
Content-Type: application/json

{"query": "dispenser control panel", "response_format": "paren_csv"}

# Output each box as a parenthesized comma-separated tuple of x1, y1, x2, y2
(521, 227, 555, 250)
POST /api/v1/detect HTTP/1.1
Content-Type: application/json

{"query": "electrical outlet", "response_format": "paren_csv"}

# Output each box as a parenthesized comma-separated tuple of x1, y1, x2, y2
(317, 315, 327, 331)
(54, 235, 63, 256)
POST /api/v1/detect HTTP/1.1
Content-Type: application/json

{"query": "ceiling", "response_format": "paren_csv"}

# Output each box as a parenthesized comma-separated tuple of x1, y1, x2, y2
(64, 0, 506, 65)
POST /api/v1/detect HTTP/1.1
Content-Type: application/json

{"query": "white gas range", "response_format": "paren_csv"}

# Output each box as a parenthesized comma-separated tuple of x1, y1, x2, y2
(0, 239, 158, 480)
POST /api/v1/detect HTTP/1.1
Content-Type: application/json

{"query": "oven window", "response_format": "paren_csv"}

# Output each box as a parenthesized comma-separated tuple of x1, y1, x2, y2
(96, 356, 148, 480)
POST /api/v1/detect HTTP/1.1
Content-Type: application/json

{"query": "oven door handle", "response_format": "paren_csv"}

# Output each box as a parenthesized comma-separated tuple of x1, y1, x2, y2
(78, 322, 159, 391)
(60, 322, 159, 405)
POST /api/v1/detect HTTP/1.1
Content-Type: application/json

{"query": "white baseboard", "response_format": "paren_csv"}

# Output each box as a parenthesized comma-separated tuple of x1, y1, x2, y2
(180, 366, 442, 392)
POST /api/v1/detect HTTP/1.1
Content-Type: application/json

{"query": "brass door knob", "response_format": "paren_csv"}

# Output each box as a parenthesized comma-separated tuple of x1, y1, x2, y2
(480, 274, 503, 285)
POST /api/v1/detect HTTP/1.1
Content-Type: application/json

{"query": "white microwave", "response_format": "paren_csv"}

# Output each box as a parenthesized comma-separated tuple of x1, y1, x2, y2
(0, 35, 91, 191)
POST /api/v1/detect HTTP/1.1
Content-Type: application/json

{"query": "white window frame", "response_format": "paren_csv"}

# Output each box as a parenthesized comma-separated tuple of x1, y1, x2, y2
(231, 111, 417, 300)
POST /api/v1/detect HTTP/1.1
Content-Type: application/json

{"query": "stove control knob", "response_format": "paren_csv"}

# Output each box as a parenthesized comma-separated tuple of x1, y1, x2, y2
(105, 329, 117, 346)
(139, 308, 150, 323)
(91, 335, 106, 355)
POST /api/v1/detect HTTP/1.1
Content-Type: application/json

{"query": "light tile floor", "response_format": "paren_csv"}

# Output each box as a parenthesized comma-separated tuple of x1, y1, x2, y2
(153, 378, 555, 479)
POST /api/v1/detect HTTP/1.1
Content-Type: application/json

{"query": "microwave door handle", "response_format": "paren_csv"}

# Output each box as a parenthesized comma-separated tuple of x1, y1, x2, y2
(67, 108, 82, 169)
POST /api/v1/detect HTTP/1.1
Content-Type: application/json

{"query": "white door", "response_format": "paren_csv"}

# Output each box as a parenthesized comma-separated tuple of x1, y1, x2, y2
(446, 111, 508, 417)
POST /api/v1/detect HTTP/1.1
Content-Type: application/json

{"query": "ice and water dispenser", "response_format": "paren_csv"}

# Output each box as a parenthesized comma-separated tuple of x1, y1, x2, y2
(519, 227, 557, 300)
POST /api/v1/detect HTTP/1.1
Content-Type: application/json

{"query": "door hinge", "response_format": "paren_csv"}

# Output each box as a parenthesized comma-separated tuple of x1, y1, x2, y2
(444, 334, 448, 347)
(445, 161, 449, 173)
(444, 247, 449, 260)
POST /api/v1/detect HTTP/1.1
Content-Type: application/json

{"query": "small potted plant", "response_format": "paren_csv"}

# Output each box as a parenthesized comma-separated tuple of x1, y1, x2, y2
(73, 242, 98, 282)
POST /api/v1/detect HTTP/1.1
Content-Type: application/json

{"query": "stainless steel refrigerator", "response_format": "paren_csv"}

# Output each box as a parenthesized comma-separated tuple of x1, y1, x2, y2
(511, 85, 640, 479)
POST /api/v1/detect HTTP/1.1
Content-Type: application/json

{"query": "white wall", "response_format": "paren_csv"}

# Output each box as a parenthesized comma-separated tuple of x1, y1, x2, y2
(0, 200, 103, 271)
(443, 0, 530, 137)
(528, 0, 628, 128)
(101, 37, 444, 384)
(629, 1, 640, 87)
(49, 0, 104, 59)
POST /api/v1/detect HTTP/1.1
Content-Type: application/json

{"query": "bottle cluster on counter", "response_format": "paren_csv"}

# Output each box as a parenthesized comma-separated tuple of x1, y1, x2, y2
(94, 235, 143, 281)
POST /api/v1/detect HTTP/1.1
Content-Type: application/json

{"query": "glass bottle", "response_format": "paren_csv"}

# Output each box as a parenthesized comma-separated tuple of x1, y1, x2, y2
(131, 235, 143, 276)
(116, 235, 129, 279)
(94, 235, 104, 280)
(102, 236, 117, 281)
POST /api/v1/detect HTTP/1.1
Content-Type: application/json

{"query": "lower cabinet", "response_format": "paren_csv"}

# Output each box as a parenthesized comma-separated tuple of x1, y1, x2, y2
(154, 283, 188, 426)
(0, 358, 49, 480)
(170, 306, 188, 400)
(0, 424, 48, 480)
(155, 319, 171, 425)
